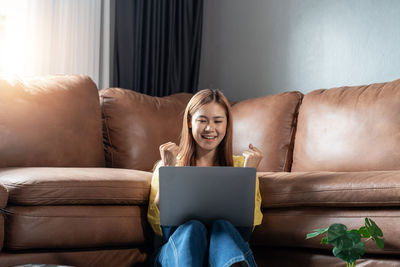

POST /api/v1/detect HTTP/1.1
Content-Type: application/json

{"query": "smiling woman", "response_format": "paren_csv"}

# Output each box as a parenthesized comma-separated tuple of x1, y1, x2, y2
(0, 0, 108, 88)
(147, 88, 263, 267)
(190, 102, 228, 165)
(178, 89, 234, 167)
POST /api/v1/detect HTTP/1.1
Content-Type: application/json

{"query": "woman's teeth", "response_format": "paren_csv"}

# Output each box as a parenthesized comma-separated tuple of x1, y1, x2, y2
(202, 135, 216, 140)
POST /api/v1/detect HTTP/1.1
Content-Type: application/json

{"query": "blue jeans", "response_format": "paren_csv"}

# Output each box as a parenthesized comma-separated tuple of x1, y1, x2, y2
(153, 220, 257, 267)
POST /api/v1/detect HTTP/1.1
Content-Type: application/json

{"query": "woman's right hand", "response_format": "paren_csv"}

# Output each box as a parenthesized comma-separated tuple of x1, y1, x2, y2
(159, 142, 179, 166)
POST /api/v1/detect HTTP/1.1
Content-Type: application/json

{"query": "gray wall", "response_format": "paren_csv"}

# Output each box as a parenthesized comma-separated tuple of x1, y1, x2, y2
(199, 0, 400, 101)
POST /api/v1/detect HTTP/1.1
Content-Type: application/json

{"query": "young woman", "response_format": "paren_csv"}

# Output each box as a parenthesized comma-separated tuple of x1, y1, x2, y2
(147, 89, 263, 267)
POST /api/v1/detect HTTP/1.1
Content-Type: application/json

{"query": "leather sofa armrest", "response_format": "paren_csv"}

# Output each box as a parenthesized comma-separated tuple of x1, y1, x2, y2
(0, 182, 8, 252)
(0, 182, 8, 209)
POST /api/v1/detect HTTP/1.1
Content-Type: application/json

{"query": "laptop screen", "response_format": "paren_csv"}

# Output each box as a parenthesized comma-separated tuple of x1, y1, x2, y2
(159, 166, 256, 227)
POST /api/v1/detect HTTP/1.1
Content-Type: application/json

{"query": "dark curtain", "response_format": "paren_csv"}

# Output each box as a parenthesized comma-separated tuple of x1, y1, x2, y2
(113, 0, 204, 96)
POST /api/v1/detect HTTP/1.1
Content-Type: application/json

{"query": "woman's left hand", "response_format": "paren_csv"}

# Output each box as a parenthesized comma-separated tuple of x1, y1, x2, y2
(243, 144, 263, 170)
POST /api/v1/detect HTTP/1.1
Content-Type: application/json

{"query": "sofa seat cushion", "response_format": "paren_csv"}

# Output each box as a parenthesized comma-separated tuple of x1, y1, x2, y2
(258, 171, 400, 208)
(2, 205, 150, 250)
(253, 247, 400, 267)
(0, 167, 151, 205)
(0, 247, 148, 267)
(252, 207, 400, 255)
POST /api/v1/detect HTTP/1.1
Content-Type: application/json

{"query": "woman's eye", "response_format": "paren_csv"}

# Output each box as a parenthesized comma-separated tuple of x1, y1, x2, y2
(215, 121, 223, 124)
(197, 120, 207, 123)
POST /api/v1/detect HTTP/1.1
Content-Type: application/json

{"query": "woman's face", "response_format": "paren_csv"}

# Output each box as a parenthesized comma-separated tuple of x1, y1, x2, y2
(190, 102, 227, 154)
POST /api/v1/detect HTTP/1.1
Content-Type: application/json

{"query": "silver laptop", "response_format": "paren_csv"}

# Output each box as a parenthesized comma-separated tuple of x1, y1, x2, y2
(159, 166, 256, 227)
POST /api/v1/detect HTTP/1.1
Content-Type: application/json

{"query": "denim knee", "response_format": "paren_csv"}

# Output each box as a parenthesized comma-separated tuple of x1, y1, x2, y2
(155, 220, 208, 267)
(211, 219, 235, 232)
(210, 219, 252, 254)
(209, 220, 256, 267)
(182, 219, 207, 232)
(178, 220, 208, 242)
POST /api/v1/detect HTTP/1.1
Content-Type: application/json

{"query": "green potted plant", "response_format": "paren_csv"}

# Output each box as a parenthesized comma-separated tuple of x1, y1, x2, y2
(306, 218, 384, 267)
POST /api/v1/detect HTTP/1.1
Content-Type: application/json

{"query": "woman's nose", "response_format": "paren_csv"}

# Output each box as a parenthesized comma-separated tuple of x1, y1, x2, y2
(205, 123, 214, 131)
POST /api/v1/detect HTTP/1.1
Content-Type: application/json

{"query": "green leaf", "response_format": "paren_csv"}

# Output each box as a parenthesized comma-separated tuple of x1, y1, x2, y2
(358, 226, 370, 238)
(306, 228, 328, 239)
(332, 231, 365, 263)
(321, 237, 328, 244)
(365, 218, 384, 249)
(365, 218, 383, 237)
(327, 224, 348, 246)
(375, 237, 385, 249)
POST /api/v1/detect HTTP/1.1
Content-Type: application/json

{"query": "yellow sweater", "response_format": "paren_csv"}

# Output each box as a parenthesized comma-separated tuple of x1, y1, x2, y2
(147, 155, 263, 236)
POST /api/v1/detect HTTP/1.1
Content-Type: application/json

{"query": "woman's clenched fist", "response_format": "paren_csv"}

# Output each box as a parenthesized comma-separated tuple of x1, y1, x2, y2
(159, 142, 179, 166)
(242, 144, 263, 170)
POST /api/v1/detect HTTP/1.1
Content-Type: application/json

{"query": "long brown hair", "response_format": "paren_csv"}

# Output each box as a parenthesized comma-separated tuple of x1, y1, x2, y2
(177, 89, 233, 166)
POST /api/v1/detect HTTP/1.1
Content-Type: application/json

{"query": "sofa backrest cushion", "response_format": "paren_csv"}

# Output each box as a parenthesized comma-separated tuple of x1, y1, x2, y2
(100, 88, 192, 171)
(0, 75, 105, 167)
(231, 91, 303, 172)
(292, 78, 400, 171)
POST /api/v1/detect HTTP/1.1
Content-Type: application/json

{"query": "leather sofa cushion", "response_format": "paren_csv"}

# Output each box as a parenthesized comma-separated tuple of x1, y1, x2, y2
(293, 78, 400, 171)
(100, 88, 192, 171)
(0, 183, 8, 208)
(2, 205, 150, 250)
(252, 207, 400, 255)
(0, 215, 3, 251)
(0, 168, 151, 205)
(253, 247, 400, 267)
(0, 183, 6, 252)
(0, 75, 105, 168)
(0, 247, 147, 267)
(232, 92, 303, 171)
(258, 171, 400, 208)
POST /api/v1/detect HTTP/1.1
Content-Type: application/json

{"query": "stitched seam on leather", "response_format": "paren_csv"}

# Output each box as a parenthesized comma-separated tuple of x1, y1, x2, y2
(295, 244, 399, 254)
(8, 199, 147, 204)
(267, 187, 400, 195)
(6, 245, 144, 250)
(9, 199, 147, 204)
(2, 212, 146, 218)
(283, 92, 303, 172)
(263, 215, 400, 221)
(6, 216, 145, 218)
(11, 197, 145, 199)
(266, 201, 400, 206)
(100, 92, 114, 167)
(3, 184, 148, 189)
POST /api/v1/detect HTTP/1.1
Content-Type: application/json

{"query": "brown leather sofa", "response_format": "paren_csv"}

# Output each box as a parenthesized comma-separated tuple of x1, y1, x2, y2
(0, 75, 399, 267)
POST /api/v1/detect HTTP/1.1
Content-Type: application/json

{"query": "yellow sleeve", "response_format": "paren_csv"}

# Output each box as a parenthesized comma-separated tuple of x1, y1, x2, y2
(254, 176, 263, 226)
(233, 155, 263, 228)
(147, 164, 163, 236)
